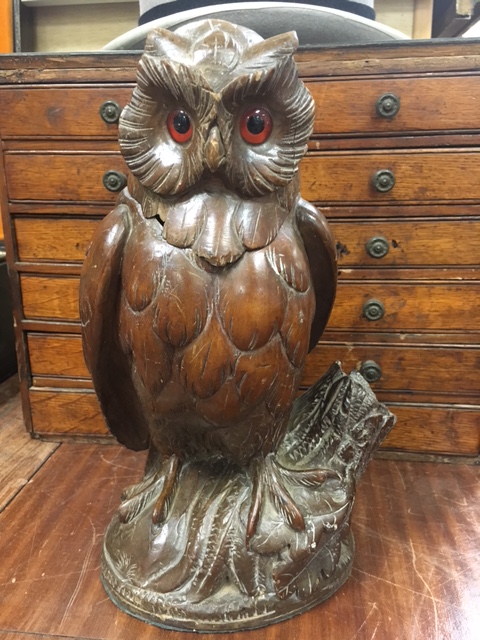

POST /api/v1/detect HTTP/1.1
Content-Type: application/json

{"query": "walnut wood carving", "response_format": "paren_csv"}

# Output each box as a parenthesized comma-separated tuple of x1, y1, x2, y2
(79, 20, 395, 631)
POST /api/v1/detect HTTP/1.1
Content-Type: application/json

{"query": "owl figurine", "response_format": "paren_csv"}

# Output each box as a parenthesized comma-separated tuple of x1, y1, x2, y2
(80, 19, 394, 632)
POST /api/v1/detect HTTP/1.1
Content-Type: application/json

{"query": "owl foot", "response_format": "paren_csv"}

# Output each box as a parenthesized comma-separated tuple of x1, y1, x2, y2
(152, 454, 181, 525)
(246, 455, 340, 546)
(118, 466, 164, 523)
(246, 455, 304, 546)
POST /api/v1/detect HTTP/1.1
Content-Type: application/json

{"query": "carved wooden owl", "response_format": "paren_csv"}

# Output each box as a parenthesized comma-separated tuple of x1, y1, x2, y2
(80, 20, 336, 531)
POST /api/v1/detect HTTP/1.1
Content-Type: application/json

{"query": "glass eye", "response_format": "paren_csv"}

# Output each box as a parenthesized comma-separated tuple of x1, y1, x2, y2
(167, 109, 193, 143)
(240, 108, 273, 145)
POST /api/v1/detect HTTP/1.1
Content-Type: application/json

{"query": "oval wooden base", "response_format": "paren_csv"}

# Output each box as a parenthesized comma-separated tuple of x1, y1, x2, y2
(101, 530, 355, 632)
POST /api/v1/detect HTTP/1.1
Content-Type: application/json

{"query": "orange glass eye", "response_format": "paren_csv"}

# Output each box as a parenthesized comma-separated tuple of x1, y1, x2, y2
(240, 108, 273, 145)
(167, 109, 193, 143)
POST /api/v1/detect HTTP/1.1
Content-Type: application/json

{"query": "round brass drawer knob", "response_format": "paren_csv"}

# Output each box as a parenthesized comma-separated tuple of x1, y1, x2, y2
(375, 93, 400, 119)
(103, 170, 127, 192)
(362, 299, 385, 322)
(365, 236, 390, 259)
(373, 169, 395, 193)
(360, 360, 382, 383)
(99, 100, 121, 124)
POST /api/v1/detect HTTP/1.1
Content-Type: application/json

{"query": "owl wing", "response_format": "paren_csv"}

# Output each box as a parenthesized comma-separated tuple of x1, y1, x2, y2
(295, 198, 337, 351)
(79, 203, 150, 451)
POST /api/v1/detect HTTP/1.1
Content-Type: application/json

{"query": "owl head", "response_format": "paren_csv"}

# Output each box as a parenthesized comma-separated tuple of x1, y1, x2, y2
(119, 20, 315, 200)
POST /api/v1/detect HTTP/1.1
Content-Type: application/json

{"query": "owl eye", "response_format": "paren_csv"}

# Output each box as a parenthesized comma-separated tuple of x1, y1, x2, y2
(240, 108, 273, 145)
(167, 109, 193, 143)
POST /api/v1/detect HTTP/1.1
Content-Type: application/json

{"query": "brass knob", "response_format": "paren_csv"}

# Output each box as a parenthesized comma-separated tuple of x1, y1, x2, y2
(362, 299, 385, 322)
(99, 100, 121, 124)
(365, 236, 389, 259)
(375, 93, 400, 119)
(373, 169, 395, 193)
(103, 170, 127, 192)
(360, 360, 382, 383)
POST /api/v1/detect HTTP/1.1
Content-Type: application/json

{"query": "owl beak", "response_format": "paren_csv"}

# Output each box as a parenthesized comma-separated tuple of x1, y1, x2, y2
(205, 125, 225, 173)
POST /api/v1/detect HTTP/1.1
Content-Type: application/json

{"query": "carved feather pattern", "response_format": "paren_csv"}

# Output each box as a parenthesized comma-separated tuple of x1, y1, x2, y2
(119, 58, 214, 196)
(221, 55, 315, 197)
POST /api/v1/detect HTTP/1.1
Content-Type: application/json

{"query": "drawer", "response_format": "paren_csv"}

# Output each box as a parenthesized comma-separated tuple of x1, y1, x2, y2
(303, 343, 480, 396)
(331, 219, 480, 267)
(308, 75, 480, 137)
(29, 388, 108, 436)
(19, 278, 480, 332)
(0, 87, 132, 138)
(329, 283, 480, 332)
(301, 151, 480, 203)
(14, 217, 100, 263)
(381, 404, 479, 456)
(27, 333, 89, 378)
(20, 275, 80, 321)
(5, 153, 128, 202)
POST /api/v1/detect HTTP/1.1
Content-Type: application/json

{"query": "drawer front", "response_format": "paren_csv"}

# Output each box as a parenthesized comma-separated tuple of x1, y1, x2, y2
(329, 283, 480, 332)
(301, 151, 480, 203)
(27, 333, 89, 378)
(303, 343, 480, 395)
(5, 153, 127, 202)
(20, 275, 80, 321)
(0, 87, 132, 138)
(29, 389, 107, 436)
(381, 404, 479, 456)
(331, 219, 480, 267)
(308, 75, 480, 136)
(19, 277, 480, 332)
(15, 217, 100, 263)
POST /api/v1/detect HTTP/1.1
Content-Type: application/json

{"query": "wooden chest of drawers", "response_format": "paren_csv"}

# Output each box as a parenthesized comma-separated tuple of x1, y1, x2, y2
(1, 41, 479, 458)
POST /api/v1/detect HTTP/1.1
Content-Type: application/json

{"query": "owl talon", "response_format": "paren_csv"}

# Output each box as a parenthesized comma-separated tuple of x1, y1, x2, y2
(152, 454, 181, 525)
(246, 455, 306, 547)
(246, 457, 265, 546)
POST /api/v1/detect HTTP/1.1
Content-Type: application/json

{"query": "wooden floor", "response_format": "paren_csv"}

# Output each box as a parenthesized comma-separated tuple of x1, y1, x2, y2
(0, 377, 479, 640)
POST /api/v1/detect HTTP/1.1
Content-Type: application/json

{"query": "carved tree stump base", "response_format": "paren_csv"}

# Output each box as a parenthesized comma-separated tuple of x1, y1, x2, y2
(100, 363, 395, 631)
(102, 527, 354, 632)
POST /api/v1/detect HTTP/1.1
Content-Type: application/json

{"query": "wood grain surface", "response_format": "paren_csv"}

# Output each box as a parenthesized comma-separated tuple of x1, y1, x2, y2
(301, 150, 480, 203)
(329, 282, 480, 333)
(27, 333, 89, 379)
(20, 276, 80, 321)
(0, 406, 478, 640)
(4, 153, 127, 202)
(331, 218, 480, 267)
(308, 75, 480, 136)
(0, 87, 132, 139)
(14, 217, 100, 263)
(0, 377, 58, 511)
(29, 389, 107, 436)
(380, 404, 479, 456)
(304, 342, 480, 395)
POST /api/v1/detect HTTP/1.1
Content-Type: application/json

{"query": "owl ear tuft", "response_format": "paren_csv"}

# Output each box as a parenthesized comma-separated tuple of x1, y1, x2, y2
(243, 31, 299, 69)
(144, 27, 191, 62)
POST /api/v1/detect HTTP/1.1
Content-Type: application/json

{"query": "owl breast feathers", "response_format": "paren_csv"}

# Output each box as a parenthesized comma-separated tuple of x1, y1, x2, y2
(79, 20, 337, 463)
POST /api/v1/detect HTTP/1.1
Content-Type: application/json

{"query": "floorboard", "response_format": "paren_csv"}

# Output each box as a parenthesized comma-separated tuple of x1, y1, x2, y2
(0, 435, 478, 640)
(0, 377, 58, 512)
